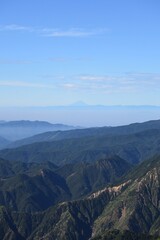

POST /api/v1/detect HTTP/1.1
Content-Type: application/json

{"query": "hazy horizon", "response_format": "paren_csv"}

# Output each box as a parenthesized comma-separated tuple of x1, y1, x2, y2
(1, 1, 160, 125)
(1, 105, 160, 127)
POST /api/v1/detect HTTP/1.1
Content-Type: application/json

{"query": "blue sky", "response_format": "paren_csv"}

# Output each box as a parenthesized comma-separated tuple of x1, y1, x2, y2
(0, 0, 160, 107)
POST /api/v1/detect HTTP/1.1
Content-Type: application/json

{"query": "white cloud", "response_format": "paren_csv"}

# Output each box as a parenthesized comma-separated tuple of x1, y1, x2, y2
(0, 81, 55, 89)
(42, 28, 107, 37)
(1, 72, 159, 94)
(0, 24, 33, 32)
(77, 75, 114, 82)
(77, 72, 160, 84)
(0, 24, 107, 37)
(72, 72, 160, 94)
(62, 83, 77, 89)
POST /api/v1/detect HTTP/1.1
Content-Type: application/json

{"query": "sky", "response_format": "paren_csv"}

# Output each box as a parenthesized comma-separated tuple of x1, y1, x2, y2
(0, 0, 160, 107)
(0, 1, 160, 126)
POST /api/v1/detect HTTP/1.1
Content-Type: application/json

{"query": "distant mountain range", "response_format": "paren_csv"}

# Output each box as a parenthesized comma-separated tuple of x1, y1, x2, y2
(1, 105, 160, 127)
(16, 104, 160, 109)
(0, 120, 77, 142)
(7, 119, 160, 149)
(1, 120, 160, 166)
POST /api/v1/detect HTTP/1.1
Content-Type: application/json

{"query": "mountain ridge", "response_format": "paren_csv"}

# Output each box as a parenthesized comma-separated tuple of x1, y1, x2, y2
(7, 119, 160, 149)
(1, 128, 160, 165)
(0, 120, 77, 141)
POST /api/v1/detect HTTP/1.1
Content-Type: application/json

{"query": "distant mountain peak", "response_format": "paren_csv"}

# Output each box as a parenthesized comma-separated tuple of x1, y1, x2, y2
(70, 101, 89, 106)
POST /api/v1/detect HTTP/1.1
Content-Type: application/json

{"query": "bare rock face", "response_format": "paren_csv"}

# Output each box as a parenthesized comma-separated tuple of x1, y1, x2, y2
(92, 160, 160, 239)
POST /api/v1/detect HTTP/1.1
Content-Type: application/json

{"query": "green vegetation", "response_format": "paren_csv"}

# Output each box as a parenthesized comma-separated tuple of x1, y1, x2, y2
(0, 156, 131, 212)
(8, 119, 160, 148)
(0, 155, 160, 239)
(92, 230, 159, 240)
(1, 129, 160, 166)
(0, 135, 10, 149)
(0, 120, 160, 239)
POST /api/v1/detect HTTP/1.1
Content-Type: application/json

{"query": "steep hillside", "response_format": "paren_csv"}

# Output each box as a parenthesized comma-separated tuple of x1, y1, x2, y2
(0, 136, 10, 150)
(92, 230, 158, 240)
(1, 155, 160, 239)
(0, 158, 58, 178)
(0, 170, 71, 212)
(56, 156, 132, 198)
(0, 156, 131, 212)
(0, 182, 127, 240)
(92, 155, 160, 238)
(30, 155, 160, 239)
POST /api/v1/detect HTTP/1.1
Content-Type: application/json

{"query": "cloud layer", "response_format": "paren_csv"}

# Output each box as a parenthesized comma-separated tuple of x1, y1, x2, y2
(1, 72, 157, 94)
(0, 81, 54, 89)
(0, 24, 107, 37)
